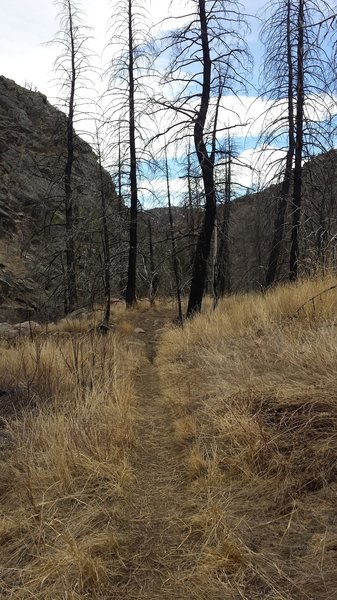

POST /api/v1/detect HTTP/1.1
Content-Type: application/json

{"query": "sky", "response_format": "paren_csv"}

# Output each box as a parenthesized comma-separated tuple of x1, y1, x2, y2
(1, 0, 333, 203)
(1, 0, 265, 94)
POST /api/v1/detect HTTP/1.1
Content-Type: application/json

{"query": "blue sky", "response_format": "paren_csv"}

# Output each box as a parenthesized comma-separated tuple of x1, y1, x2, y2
(1, 0, 335, 204)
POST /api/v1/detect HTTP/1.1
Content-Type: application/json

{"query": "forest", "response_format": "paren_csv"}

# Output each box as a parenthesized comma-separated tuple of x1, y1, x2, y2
(2, 0, 335, 324)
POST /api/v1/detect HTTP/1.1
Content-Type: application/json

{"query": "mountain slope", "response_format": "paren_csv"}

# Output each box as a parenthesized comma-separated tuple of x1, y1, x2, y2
(0, 76, 119, 321)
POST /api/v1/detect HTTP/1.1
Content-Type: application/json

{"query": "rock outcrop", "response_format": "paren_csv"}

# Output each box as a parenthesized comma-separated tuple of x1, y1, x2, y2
(0, 76, 120, 321)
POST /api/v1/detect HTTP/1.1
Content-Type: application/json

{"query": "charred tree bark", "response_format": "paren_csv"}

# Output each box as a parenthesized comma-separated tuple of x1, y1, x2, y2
(265, 0, 295, 288)
(187, 163, 216, 317)
(289, 0, 304, 281)
(125, 0, 138, 308)
(186, 0, 216, 318)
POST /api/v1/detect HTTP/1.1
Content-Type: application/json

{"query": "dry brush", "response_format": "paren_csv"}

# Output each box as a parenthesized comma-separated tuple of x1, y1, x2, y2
(0, 321, 139, 599)
(158, 275, 337, 599)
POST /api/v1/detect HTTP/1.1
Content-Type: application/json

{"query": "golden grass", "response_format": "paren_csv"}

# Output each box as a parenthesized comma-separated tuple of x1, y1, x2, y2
(46, 301, 127, 334)
(47, 315, 96, 333)
(174, 414, 198, 444)
(157, 275, 337, 599)
(136, 298, 152, 312)
(116, 320, 136, 336)
(0, 330, 138, 599)
(2, 280, 337, 599)
(42, 298, 155, 336)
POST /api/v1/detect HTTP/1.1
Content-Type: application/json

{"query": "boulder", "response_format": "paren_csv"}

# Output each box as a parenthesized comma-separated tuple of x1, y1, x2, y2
(0, 320, 42, 339)
(0, 322, 11, 334)
(13, 321, 42, 334)
(0, 323, 19, 339)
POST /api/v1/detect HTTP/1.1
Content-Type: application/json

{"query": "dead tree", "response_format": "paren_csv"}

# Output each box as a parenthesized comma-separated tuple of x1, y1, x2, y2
(260, 0, 335, 285)
(52, 0, 92, 313)
(155, 0, 250, 317)
(164, 148, 183, 322)
(106, 0, 151, 308)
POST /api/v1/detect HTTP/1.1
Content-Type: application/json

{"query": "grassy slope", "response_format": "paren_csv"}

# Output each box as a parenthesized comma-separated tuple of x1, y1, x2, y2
(1, 282, 337, 599)
(157, 276, 337, 599)
(0, 320, 138, 599)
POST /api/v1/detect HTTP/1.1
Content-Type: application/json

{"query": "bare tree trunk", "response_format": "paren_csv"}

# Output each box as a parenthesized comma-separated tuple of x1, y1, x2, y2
(217, 198, 231, 296)
(148, 217, 159, 305)
(187, 0, 216, 318)
(165, 149, 183, 322)
(265, 0, 295, 287)
(125, 0, 138, 308)
(96, 133, 111, 332)
(215, 146, 232, 303)
(187, 143, 196, 268)
(187, 167, 215, 316)
(117, 122, 123, 211)
(211, 216, 218, 302)
(117, 122, 125, 293)
(289, 0, 304, 281)
(64, 0, 77, 313)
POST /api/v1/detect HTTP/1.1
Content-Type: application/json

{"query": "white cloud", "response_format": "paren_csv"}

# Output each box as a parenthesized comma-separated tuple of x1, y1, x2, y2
(149, 0, 192, 35)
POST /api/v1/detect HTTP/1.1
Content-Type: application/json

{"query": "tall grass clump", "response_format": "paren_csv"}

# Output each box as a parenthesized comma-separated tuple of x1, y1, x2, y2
(158, 275, 337, 599)
(0, 330, 138, 599)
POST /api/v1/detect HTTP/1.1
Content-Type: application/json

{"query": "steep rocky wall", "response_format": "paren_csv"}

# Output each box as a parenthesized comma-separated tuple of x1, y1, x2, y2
(0, 76, 119, 321)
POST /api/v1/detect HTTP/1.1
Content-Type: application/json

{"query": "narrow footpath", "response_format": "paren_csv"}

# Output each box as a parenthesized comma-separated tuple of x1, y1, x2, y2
(112, 309, 192, 600)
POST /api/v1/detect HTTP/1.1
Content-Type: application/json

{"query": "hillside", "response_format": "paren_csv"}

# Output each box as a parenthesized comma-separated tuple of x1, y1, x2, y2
(139, 150, 337, 300)
(0, 277, 337, 598)
(0, 76, 120, 322)
(227, 150, 337, 291)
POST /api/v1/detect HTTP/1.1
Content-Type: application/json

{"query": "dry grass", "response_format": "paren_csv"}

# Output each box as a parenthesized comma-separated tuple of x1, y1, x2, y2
(46, 300, 128, 334)
(40, 297, 157, 337)
(2, 279, 337, 599)
(174, 415, 198, 445)
(116, 320, 137, 336)
(0, 329, 139, 599)
(157, 275, 337, 599)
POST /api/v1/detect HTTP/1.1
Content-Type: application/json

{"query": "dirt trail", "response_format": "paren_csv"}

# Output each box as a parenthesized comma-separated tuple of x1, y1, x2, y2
(114, 308, 191, 599)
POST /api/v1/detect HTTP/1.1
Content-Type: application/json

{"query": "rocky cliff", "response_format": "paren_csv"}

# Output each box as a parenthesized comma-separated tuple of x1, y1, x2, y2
(0, 76, 119, 321)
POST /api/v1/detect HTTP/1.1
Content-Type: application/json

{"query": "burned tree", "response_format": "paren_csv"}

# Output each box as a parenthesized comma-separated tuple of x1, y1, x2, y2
(52, 0, 92, 313)
(106, 0, 151, 307)
(260, 0, 335, 285)
(155, 0, 249, 316)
